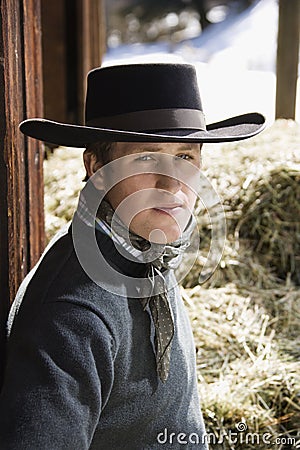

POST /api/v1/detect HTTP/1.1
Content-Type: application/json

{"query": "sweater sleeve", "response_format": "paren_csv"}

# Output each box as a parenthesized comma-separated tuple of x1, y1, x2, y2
(0, 300, 115, 450)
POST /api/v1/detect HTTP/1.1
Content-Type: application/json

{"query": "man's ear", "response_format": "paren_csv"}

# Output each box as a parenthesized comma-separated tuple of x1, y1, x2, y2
(83, 151, 105, 190)
(83, 151, 99, 177)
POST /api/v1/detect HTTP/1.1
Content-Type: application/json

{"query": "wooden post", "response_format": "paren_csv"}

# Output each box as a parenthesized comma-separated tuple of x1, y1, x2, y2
(275, 0, 300, 119)
(42, 0, 106, 125)
(41, 0, 68, 123)
(0, 0, 44, 386)
(77, 0, 106, 122)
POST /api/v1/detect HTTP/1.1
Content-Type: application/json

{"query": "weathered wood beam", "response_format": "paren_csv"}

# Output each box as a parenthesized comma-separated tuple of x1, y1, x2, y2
(276, 0, 300, 119)
(0, 0, 44, 386)
(77, 0, 106, 122)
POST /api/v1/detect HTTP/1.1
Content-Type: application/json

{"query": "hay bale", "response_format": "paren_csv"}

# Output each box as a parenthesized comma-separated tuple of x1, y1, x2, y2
(234, 166, 300, 285)
(183, 284, 300, 449)
(180, 239, 281, 289)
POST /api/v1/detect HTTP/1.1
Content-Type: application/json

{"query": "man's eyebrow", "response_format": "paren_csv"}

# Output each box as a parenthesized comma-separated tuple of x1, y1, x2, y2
(130, 145, 199, 153)
(131, 146, 162, 153)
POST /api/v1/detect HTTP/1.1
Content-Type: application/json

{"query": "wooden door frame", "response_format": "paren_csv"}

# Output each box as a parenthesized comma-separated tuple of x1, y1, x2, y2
(0, 0, 44, 386)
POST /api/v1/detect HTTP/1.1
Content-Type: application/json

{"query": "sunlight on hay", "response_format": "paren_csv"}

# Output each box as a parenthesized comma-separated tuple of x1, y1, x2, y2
(44, 147, 85, 239)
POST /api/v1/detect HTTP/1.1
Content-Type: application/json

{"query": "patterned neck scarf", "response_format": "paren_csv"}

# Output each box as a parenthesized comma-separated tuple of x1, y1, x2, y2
(77, 192, 195, 382)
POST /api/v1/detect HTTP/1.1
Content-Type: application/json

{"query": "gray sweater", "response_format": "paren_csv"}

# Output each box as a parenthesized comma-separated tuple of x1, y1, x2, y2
(0, 220, 208, 449)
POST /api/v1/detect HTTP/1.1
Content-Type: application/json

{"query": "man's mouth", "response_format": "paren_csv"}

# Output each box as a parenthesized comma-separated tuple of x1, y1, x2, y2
(153, 203, 185, 215)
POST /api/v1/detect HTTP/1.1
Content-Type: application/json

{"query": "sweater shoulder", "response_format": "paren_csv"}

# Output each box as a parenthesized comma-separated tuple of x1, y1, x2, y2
(9, 226, 129, 341)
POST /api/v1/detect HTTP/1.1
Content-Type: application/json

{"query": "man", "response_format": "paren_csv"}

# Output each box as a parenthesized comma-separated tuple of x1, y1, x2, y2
(0, 63, 265, 449)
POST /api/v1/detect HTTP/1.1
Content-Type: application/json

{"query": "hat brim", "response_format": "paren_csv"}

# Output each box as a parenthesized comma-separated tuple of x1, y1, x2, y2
(19, 112, 265, 147)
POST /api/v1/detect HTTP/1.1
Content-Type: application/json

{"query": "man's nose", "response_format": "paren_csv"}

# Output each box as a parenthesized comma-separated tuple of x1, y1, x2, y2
(155, 156, 182, 191)
(155, 173, 181, 192)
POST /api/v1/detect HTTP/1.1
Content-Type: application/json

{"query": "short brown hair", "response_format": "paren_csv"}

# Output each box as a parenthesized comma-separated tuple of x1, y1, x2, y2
(83, 141, 115, 181)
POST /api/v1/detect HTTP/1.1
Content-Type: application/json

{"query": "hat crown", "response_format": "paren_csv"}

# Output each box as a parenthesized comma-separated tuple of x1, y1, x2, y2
(85, 63, 203, 124)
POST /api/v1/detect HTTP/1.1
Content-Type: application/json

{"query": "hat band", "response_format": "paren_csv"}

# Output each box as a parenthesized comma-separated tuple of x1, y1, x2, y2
(86, 108, 206, 131)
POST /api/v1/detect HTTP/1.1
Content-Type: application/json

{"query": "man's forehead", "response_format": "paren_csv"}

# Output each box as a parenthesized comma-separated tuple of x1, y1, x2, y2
(113, 141, 201, 156)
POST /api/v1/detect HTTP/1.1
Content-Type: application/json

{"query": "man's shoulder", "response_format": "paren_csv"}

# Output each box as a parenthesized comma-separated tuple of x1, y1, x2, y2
(8, 224, 130, 334)
(43, 228, 129, 308)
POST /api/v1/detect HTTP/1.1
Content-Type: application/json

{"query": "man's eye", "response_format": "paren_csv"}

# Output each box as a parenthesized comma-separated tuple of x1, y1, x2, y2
(176, 154, 193, 160)
(136, 154, 155, 162)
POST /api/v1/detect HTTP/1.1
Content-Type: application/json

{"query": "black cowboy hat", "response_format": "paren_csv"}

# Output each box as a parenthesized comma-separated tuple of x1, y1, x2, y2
(19, 63, 265, 147)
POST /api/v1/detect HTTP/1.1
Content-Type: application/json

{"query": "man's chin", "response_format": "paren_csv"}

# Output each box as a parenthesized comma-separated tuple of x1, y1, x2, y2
(128, 212, 189, 244)
(136, 227, 182, 245)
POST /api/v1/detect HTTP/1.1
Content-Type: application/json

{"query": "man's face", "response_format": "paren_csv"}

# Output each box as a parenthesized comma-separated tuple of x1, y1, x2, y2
(100, 142, 202, 244)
